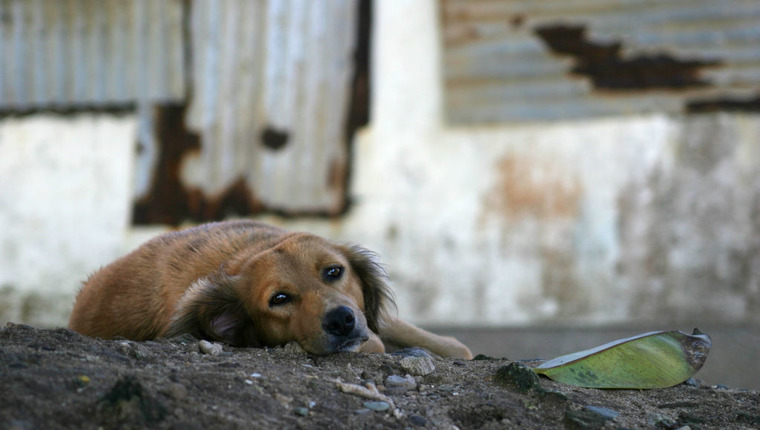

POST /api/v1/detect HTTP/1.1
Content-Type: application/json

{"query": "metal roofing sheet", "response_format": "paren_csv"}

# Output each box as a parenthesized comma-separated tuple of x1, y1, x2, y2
(184, 0, 357, 213)
(0, 0, 185, 109)
(441, 0, 760, 123)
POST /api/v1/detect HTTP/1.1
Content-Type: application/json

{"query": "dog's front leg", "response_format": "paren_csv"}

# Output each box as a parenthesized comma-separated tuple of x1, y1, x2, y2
(358, 331, 386, 354)
(380, 318, 473, 360)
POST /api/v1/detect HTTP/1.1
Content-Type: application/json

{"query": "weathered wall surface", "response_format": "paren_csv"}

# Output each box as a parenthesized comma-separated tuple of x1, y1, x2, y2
(1, 0, 759, 328)
(0, 113, 137, 326)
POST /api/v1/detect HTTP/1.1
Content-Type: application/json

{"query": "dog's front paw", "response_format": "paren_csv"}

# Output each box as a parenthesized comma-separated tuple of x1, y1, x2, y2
(440, 337, 474, 360)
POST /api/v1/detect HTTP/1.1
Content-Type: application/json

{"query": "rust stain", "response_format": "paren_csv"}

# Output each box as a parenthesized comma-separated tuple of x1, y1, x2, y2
(686, 94, 760, 113)
(133, 103, 201, 225)
(327, 157, 348, 215)
(539, 246, 588, 317)
(534, 24, 722, 90)
(483, 155, 582, 220)
(133, 104, 264, 225)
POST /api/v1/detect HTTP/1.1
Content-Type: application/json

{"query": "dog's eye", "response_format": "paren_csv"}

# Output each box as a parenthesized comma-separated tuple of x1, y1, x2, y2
(269, 293, 292, 307)
(322, 265, 344, 282)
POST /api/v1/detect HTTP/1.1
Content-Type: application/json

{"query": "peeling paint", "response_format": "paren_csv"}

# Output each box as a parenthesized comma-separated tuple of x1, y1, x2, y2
(535, 24, 721, 91)
(483, 155, 582, 221)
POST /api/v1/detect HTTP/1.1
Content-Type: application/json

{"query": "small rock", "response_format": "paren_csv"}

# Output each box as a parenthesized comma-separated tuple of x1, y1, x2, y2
(355, 408, 372, 415)
(293, 407, 309, 417)
(250, 373, 262, 378)
(282, 342, 306, 354)
(399, 356, 436, 376)
(646, 413, 676, 428)
(565, 409, 608, 430)
(494, 362, 539, 393)
(198, 340, 223, 356)
(363, 401, 391, 412)
(682, 378, 700, 387)
(385, 374, 417, 393)
(275, 393, 293, 408)
(410, 414, 427, 426)
(392, 347, 433, 358)
(165, 383, 188, 401)
(583, 405, 619, 421)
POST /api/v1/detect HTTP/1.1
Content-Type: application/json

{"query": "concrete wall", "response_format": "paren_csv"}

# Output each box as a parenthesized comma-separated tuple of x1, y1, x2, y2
(1, 0, 758, 329)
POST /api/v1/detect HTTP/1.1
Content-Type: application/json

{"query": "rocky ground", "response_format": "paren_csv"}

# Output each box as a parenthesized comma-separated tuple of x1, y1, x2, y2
(1, 323, 758, 429)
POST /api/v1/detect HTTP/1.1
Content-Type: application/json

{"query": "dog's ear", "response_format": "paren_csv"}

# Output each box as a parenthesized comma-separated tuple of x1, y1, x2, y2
(341, 245, 396, 333)
(164, 272, 259, 347)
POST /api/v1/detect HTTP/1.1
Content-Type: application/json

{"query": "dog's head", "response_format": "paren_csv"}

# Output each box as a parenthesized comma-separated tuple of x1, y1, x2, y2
(165, 233, 393, 355)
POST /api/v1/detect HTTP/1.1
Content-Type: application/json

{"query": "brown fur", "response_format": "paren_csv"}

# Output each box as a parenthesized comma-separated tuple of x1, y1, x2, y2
(68, 221, 472, 359)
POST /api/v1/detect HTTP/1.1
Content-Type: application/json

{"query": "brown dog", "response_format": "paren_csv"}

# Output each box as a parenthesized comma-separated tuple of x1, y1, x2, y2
(68, 220, 473, 359)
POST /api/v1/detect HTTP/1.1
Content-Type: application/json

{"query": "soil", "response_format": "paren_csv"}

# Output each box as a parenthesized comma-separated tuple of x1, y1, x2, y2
(1, 323, 758, 429)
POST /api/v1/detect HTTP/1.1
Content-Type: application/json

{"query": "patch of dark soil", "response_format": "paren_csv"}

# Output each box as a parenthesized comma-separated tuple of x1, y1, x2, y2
(1, 323, 758, 429)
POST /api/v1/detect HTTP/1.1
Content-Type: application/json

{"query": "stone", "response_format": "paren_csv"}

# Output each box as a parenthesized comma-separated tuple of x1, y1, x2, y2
(583, 405, 619, 421)
(399, 356, 435, 376)
(409, 414, 427, 426)
(494, 362, 539, 393)
(363, 401, 391, 412)
(385, 374, 417, 392)
(198, 340, 223, 356)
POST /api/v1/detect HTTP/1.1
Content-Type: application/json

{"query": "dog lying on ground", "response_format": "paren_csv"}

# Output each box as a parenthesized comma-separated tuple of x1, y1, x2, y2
(68, 220, 473, 359)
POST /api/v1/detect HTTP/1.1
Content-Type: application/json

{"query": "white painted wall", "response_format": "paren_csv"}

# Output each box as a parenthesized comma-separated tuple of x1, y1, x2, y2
(1, 0, 758, 328)
(0, 114, 136, 326)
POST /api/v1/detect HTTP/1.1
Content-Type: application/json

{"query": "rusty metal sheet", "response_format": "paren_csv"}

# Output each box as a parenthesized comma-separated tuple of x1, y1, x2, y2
(181, 0, 358, 215)
(441, 0, 760, 123)
(0, 0, 185, 109)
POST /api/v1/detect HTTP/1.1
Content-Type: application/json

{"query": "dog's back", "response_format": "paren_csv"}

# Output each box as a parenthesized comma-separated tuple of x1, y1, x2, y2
(68, 220, 284, 340)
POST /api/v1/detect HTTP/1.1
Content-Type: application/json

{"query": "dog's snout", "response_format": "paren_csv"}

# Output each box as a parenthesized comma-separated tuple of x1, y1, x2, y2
(322, 306, 356, 337)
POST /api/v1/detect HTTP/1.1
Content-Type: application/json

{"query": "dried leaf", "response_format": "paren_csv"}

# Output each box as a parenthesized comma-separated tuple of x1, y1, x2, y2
(533, 329, 711, 389)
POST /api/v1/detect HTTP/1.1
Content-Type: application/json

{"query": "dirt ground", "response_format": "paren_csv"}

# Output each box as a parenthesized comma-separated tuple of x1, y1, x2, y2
(1, 323, 759, 429)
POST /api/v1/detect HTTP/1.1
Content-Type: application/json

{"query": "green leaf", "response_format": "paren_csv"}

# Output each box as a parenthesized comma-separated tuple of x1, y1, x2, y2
(533, 329, 711, 389)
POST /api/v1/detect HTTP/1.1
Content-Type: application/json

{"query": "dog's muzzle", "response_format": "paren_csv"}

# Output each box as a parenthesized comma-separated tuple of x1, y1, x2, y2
(322, 306, 369, 351)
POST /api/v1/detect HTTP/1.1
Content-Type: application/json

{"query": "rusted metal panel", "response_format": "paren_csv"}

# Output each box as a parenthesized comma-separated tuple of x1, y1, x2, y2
(441, 0, 760, 123)
(180, 0, 359, 215)
(0, 0, 185, 109)
(1, 0, 364, 222)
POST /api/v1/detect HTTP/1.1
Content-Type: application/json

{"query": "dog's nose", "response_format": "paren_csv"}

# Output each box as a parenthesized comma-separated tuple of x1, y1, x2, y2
(322, 306, 356, 337)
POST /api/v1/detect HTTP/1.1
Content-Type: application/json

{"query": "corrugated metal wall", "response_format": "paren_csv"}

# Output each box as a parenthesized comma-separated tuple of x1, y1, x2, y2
(0, 0, 362, 221)
(186, 0, 358, 212)
(0, 0, 185, 108)
(441, 0, 760, 123)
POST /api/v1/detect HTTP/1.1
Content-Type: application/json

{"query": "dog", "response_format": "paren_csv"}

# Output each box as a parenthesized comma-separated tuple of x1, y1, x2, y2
(68, 220, 473, 359)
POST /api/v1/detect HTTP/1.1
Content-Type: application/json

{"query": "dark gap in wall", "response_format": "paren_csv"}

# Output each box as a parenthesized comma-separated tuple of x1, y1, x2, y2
(534, 24, 722, 90)
(687, 94, 760, 113)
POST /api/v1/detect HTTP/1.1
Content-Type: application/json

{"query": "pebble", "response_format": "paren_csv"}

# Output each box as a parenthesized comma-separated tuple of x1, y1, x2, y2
(198, 340, 223, 356)
(565, 408, 608, 429)
(363, 401, 391, 412)
(646, 413, 676, 428)
(409, 414, 427, 426)
(165, 383, 188, 400)
(494, 362, 539, 393)
(385, 374, 417, 392)
(293, 407, 309, 417)
(583, 405, 619, 421)
(392, 348, 433, 358)
(399, 356, 436, 376)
